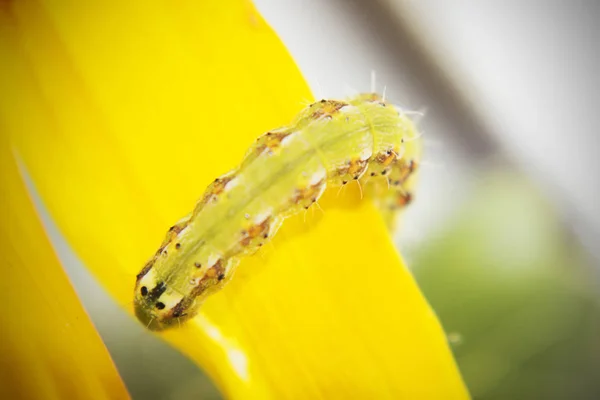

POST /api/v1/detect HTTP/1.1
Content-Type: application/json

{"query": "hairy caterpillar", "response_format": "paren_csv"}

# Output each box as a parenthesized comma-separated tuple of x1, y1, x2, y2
(134, 93, 421, 331)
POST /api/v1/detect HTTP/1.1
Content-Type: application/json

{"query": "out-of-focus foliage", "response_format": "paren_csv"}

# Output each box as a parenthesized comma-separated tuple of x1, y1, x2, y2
(413, 168, 600, 399)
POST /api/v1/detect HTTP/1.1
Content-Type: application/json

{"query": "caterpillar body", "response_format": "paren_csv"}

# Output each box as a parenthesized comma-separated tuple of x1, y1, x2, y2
(134, 93, 422, 331)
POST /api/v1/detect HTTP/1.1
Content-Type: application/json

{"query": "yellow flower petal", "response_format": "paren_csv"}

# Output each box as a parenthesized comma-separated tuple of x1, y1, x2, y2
(1, 1, 469, 398)
(0, 140, 129, 398)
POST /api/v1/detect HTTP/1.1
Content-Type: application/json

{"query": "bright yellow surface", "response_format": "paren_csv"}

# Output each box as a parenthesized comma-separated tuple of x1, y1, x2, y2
(0, 0, 469, 398)
(0, 141, 129, 398)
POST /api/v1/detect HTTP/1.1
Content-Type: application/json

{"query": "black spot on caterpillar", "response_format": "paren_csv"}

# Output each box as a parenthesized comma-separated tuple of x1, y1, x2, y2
(134, 93, 422, 331)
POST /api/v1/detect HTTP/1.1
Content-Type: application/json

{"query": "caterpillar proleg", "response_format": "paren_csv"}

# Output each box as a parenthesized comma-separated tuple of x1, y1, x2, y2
(134, 93, 422, 331)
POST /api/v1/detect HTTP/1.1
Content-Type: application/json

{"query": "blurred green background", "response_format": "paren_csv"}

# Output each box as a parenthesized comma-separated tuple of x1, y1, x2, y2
(411, 167, 600, 399)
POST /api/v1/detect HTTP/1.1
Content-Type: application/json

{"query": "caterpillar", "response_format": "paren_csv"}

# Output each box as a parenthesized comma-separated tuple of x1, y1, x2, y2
(134, 93, 422, 331)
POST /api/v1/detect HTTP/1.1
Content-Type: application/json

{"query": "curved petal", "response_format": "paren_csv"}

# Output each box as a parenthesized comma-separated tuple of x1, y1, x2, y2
(0, 0, 469, 398)
(0, 138, 129, 398)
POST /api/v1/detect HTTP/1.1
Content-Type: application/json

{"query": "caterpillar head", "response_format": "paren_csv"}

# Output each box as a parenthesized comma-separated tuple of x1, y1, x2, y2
(133, 255, 233, 331)
(133, 268, 200, 331)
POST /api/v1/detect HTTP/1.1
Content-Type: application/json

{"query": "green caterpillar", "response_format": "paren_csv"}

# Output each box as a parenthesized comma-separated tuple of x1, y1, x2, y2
(134, 93, 422, 331)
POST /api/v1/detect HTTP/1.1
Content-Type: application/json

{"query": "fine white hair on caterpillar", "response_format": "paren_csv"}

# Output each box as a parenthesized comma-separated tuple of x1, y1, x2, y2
(134, 92, 422, 331)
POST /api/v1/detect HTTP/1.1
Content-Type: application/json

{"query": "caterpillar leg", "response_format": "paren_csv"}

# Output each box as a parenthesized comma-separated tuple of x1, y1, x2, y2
(363, 158, 419, 232)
